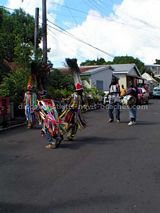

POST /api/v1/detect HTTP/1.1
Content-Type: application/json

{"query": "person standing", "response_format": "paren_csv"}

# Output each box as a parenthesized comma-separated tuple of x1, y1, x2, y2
(126, 82, 138, 126)
(120, 84, 126, 97)
(108, 77, 121, 123)
(30, 86, 38, 127)
(24, 85, 33, 128)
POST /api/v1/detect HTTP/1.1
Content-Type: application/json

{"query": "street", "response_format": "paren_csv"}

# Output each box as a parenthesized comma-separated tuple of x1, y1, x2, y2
(0, 99, 160, 213)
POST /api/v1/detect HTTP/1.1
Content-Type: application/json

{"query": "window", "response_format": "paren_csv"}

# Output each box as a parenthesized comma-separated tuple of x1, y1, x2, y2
(96, 80, 103, 90)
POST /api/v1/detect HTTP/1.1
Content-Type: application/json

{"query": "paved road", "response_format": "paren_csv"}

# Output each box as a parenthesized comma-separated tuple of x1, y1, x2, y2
(0, 99, 160, 213)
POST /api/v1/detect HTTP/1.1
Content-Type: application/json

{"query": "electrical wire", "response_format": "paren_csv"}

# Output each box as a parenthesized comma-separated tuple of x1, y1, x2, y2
(0, 5, 14, 11)
(87, 0, 106, 13)
(47, 19, 114, 58)
(50, 1, 106, 19)
(64, 1, 78, 27)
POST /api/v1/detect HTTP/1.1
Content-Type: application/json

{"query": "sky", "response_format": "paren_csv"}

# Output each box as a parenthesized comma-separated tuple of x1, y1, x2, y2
(1, 0, 160, 67)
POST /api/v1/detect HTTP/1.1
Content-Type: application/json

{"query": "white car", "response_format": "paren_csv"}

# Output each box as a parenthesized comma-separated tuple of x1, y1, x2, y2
(153, 87, 160, 98)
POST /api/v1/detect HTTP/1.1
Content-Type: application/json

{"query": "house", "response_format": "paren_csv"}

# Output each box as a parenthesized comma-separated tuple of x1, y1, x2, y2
(142, 72, 158, 94)
(80, 66, 114, 92)
(80, 63, 143, 91)
(145, 64, 160, 79)
(110, 63, 143, 89)
(57, 63, 143, 92)
(142, 72, 158, 84)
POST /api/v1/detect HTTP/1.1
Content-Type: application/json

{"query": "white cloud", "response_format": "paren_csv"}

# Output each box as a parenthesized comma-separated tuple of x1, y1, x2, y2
(5, 0, 160, 67)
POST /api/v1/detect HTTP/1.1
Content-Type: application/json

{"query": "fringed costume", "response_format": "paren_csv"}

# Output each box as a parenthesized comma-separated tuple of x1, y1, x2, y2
(59, 92, 86, 140)
(59, 58, 86, 140)
(37, 99, 63, 148)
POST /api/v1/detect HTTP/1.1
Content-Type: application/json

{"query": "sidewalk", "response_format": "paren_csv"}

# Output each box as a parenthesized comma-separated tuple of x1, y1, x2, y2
(0, 117, 26, 132)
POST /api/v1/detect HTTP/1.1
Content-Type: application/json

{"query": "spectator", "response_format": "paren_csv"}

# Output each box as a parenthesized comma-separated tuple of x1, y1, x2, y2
(126, 81, 138, 126)
(108, 77, 121, 123)
(24, 85, 37, 128)
(120, 84, 126, 97)
(24, 85, 32, 128)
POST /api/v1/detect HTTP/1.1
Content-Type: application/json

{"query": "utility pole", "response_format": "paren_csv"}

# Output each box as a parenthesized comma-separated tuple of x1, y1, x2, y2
(42, 0, 47, 64)
(34, 7, 39, 60)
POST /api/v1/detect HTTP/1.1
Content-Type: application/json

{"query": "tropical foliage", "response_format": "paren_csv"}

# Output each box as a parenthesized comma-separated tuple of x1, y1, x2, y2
(0, 7, 42, 103)
(80, 56, 146, 74)
(0, 68, 29, 102)
(47, 69, 74, 99)
(0, 8, 41, 65)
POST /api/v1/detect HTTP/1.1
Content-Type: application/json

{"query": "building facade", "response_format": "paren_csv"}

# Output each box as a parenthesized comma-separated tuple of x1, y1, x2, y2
(145, 65, 160, 79)
(80, 66, 113, 91)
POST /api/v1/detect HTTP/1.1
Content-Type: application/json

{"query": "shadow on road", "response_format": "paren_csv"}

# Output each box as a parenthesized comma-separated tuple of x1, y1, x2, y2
(0, 194, 129, 213)
(136, 121, 160, 125)
(60, 136, 137, 150)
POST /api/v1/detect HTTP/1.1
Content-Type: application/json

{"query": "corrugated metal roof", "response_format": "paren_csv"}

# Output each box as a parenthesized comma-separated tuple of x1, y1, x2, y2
(142, 72, 158, 82)
(80, 66, 112, 75)
(111, 63, 136, 72)
(111, 63, 142, 77)
(56, 63, 142, 78)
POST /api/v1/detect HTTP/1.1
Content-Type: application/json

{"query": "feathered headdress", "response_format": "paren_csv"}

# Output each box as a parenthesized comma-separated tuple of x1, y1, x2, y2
(65, 58, 83, 91)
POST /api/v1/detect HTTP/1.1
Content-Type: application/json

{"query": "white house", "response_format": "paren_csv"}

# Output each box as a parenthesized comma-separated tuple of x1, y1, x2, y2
(80, 63, 143, 91)
(111, 64, 143, 88)
(145, 64, 160, 79)
(80, 66, 114, 92)
(142, 72, 158, 94)
(57, 63, 143, 92)
(142, 72, 158, 84)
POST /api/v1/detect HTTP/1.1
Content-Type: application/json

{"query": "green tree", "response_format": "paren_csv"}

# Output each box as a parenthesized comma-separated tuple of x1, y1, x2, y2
(47, 69, 74, 98)
(80, 57, 107, 66)
(0, 68, 29, 103)
(81, 56, 146, 74)
(154, 59, 160, 64)
(0, 7, 42, 102)
(110, 56, 145, 74)
(0, 8, 42, 66)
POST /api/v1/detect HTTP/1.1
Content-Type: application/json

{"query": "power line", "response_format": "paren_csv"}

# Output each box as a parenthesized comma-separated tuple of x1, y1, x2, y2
(0, 5, 15, 11)
(47, 19, 115, 58)
(64, 1, 78, 27)
(87, 0, 106, 14)
(51, 1, 106, 19)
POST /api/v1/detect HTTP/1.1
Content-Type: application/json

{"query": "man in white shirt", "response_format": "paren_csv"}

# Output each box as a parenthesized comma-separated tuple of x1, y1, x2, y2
(108, 77, 121, 123)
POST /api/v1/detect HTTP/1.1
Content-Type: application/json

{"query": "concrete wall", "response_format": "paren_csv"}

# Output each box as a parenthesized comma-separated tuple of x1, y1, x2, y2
(90, 68, 113, 91)
(116, 74, 127, 88)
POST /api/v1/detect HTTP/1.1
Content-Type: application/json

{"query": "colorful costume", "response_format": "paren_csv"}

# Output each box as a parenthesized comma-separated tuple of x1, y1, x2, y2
(26, 59, 86, 148)
(60, 92, 86, 140)
(59, 58, 86, 140)
(37, 99, 63, 148)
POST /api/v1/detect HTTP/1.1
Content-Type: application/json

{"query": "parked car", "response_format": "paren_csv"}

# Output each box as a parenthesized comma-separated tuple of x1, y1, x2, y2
(137, 87, 149, 104)
(152, 86, 160, 98)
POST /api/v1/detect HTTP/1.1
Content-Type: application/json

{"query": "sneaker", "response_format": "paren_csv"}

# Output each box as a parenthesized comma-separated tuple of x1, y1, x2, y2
(41, 130, 45, 136)
(116, 119, 120, 123)
(108, 119, 113, 123)
(45, 142, 56, 149)
(128, 121, 135, 126)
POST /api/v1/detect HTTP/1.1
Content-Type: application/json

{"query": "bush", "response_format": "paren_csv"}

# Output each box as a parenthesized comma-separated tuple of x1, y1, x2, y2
(0, 68, 29, 103)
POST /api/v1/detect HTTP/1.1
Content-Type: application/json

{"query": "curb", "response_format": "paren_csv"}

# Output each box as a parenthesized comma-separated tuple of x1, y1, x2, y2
(0, 122, 26, 132)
